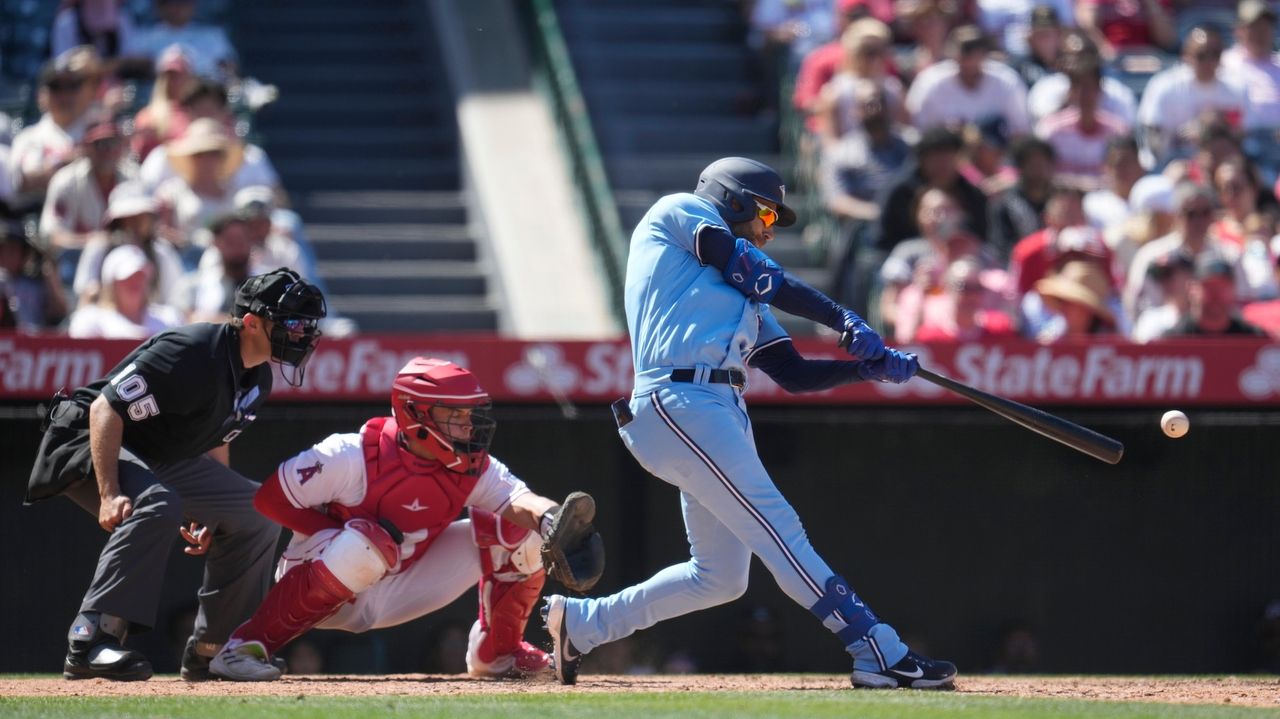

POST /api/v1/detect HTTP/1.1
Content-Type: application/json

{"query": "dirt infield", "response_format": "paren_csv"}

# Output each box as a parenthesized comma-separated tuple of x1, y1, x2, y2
(1, 674, 1278, 707)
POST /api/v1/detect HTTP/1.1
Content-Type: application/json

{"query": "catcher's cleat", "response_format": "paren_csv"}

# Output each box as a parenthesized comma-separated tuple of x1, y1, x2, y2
(850, 650, 957, 689)
(541, 595, 583, 685)
(209, 641, 282, 682)
(63, 612, 152, 682)
(182, 636, 288, 681)
(466, 620, 552, 678)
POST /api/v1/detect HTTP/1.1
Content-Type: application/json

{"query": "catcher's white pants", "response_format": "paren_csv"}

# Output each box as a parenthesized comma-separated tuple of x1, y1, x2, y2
(278, 519, 481, 632)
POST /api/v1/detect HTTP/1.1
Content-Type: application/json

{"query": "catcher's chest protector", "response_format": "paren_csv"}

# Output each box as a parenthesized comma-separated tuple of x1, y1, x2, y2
(331, 417, 479, 570)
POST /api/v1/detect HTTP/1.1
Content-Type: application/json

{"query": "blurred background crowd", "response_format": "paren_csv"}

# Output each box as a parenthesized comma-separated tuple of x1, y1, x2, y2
(2, 0, 1280, 346)
(761, 0, 1280, 344)
(0, 0, 349, 339)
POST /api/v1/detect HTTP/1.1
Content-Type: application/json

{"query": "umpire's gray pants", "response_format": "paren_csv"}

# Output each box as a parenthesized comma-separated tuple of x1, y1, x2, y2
(64, 450, 280, 644)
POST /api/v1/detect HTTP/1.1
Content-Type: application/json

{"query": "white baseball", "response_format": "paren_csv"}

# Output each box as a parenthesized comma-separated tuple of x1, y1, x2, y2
(1161, 410, 1189, 439)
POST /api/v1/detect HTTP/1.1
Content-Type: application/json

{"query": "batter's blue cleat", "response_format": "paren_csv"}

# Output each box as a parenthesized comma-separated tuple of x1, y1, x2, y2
(542, 595, 582, 685)
(851, 650, 957, 689)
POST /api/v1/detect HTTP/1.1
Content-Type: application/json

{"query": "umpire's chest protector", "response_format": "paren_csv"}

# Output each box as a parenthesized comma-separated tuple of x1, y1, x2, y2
(332, 417, 479, 569)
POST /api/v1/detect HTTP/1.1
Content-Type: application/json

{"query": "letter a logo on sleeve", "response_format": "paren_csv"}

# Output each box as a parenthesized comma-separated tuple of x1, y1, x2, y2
(297, 461, 324, 484)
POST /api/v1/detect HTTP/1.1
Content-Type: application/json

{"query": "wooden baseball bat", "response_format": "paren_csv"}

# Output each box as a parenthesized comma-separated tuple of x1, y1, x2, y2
(839, 332, 1124, 464)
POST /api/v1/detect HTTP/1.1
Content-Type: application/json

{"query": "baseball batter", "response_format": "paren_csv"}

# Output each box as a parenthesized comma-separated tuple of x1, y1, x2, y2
(206, 358, 603, 681)
(544, 157, 956, 689)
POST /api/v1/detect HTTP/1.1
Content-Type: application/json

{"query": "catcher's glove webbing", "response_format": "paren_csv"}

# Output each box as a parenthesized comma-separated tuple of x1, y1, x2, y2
(540, 492, 605, 592)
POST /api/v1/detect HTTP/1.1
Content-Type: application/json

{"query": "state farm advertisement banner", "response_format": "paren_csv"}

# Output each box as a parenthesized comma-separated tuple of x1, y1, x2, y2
(2, 334, 1279, 406)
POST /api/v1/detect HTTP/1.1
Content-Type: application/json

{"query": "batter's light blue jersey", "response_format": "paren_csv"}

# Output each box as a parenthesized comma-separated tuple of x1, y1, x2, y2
(625, 193, 789, 390)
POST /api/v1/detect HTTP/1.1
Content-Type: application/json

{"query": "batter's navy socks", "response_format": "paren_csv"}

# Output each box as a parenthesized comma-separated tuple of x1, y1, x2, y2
(850, 650, 958, 689)
(63, 612, 153, 681)
(542, 595, 582, 685)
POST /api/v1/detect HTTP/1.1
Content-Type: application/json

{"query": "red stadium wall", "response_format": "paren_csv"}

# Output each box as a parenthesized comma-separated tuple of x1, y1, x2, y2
(3, 334, 1279, 406)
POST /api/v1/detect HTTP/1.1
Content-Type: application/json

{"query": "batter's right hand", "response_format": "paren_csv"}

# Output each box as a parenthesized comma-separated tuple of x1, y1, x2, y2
(99, 494, 133, 532)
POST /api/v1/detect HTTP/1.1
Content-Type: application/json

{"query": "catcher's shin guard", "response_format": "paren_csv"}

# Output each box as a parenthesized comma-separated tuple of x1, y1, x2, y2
(466, 510, 550, 677)
(225, 559, 355, 657)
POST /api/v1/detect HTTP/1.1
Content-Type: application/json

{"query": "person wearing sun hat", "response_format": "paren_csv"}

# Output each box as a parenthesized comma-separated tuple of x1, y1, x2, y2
(153, 117, 243, 255)
(1033, 258, 1120, 341)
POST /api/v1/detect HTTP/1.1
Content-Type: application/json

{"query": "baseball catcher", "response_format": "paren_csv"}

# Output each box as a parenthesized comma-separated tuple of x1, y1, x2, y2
(205, 357, 603, 681)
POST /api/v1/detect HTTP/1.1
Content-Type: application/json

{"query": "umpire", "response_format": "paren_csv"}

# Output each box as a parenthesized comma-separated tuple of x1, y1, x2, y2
(26, 268, 326, 681)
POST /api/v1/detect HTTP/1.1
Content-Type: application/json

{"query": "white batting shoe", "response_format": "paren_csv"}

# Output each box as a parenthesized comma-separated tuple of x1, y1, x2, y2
(541, 595, 583, 685)
(209, 641, 282, 682)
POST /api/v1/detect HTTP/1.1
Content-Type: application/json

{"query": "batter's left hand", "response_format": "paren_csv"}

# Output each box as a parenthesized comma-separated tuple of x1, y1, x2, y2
(857, 349, 918, 384)
(181, 522, 212, 556)
(842, 318, 885, 362)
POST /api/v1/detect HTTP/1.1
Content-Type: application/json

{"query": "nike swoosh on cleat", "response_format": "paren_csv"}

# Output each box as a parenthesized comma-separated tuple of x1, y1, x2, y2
(892, 666, 924, 679)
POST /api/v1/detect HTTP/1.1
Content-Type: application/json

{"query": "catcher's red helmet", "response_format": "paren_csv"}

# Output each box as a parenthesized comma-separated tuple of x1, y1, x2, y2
(391, 358, 495, 475)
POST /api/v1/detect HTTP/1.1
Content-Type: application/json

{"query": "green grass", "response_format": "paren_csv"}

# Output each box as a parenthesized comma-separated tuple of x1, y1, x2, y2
(1, 692, 1277, 719)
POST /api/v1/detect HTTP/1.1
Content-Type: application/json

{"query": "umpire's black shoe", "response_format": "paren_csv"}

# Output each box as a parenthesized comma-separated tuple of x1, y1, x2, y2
(542, 595, 582, 685)
(850, 650, 957, 689)
(182, 636, 288, 681)
(63, 612, 152, 681)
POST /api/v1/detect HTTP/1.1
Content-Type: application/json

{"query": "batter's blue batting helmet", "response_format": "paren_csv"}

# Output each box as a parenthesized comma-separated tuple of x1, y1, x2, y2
(694, 157, 797, 228)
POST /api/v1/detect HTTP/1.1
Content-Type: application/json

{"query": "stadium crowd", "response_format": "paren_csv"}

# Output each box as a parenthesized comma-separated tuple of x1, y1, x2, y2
(755, 0, 1280, 342)
(0, 0, 335, 338)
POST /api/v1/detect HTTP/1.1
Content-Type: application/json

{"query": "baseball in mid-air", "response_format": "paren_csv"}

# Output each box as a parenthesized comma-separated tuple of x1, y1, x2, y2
(1161, 410, 1189, 439)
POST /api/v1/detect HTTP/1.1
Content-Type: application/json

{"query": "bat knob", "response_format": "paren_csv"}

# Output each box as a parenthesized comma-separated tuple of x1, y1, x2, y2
(837, 330, 851, 350)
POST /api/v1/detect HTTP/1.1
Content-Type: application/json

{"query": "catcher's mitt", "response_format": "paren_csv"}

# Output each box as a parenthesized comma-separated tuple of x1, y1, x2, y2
(541, 491, 605, 592)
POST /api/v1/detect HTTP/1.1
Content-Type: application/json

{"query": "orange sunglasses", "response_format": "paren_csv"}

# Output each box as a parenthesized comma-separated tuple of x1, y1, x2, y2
(755, 201, 779, 228)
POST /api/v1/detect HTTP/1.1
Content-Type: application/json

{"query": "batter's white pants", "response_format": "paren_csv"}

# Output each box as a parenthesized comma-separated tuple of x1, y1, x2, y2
(562, 384, 907, 670)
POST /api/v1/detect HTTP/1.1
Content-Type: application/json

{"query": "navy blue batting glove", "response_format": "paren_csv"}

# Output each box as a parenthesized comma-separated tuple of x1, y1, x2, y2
(856, 349, 918, 384)
(842, 317, 886, 362)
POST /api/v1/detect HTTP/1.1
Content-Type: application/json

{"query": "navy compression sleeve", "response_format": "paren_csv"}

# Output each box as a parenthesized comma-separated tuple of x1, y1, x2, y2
(697, 225, 857, 332)
(746, 339, 864, 393)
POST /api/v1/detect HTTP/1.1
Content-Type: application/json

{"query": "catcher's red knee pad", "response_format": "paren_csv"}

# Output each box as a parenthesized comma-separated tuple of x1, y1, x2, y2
(471, 509, 543, 578)
(319, 518, 400, 593)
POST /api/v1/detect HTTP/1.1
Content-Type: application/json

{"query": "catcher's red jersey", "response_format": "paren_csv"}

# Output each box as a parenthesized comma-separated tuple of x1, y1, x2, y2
(274, 416, 530, 572)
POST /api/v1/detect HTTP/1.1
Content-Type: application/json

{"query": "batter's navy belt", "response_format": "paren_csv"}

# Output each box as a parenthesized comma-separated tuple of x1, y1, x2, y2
(669, 368, 746, 389)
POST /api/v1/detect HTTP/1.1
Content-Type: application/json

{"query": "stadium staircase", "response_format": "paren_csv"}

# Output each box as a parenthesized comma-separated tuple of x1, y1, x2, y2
(231, 0, 498, 332)
(553, 0, 828, 335)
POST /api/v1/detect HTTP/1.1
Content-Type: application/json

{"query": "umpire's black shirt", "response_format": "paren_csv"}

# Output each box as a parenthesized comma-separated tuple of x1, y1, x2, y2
(26, 323, 272, 502)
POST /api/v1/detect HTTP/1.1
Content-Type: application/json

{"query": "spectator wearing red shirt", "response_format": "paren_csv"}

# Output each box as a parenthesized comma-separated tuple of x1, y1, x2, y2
(1035, 54, 1130, 184)
(914, 258, 1016, 340)
(1076, 0, 1176, 59)
(131, 44, 198, 163)
(1008, 186, 1101, 296)
(793, 0, 897, 125)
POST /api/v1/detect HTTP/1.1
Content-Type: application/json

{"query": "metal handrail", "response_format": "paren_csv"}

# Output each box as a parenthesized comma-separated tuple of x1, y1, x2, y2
(525, 0, 627, 323)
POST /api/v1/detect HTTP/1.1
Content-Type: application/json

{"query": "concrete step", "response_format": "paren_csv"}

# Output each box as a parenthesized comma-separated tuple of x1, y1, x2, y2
(264, 131, 457, 161)
(606, 153, 788, 192)
(571, 45, 752, 83)
(583, 83, 758, 116)
(296, 191, 467, 224)
(262, 66, 434, 92)
(330, 295, 499, 332)
(319, 259, 487, 295)
(598, 116, 777, 154)
(260, 101, 448, 128)
(242, 44, 426, 65)
(277, 159, 459, 191)
(559, 8, 743, 43)
(307, 223, 476, 261)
